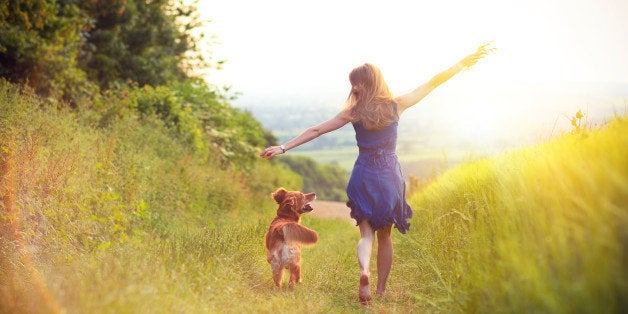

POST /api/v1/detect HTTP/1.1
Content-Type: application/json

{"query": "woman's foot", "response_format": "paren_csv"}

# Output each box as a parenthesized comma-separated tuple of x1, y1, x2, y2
(358, 274, 372, 304)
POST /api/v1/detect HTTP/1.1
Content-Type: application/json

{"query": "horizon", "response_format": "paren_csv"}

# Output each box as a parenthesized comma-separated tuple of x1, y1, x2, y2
(233, 79, 627, 177)
(195, 0, 628, 158)
(233, 80, 628, 144)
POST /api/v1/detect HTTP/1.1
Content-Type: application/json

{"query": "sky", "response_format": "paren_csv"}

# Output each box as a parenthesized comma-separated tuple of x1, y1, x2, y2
(197, 0, 628, 92)
(194, 0, 628, 150)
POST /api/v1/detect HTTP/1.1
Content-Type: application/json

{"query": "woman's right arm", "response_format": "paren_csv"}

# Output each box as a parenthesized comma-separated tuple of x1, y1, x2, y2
(395, 44, 491, 114)
(259, 110, 351, 159)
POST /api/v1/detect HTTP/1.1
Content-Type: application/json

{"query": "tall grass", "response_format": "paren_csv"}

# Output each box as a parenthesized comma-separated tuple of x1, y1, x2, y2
(0, 80, 301, 312)
(403, 116, 628, 313)
(2, 78, 626, 313)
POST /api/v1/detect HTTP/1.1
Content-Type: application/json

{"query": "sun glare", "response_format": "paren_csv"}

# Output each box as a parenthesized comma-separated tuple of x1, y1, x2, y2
(199, 0, 628, 155)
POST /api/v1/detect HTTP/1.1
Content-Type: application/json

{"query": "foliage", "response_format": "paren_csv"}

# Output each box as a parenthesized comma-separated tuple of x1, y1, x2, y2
(0, 0, 97, 103)
(569, 109, 587, 135)
(0, 80, 302, 312)
(278, 155, 349, 201)
(0, 0, 210, 101)
(170, 80, 268, 167)
(78, 0, 207, 88)
(0, 0, 278, 170)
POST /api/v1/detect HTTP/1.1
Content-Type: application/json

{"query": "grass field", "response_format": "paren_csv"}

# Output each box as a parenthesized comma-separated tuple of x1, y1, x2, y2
(403, 115, 628, 312)
(288, 138, 495, 180)
(1, 83, 626, 313)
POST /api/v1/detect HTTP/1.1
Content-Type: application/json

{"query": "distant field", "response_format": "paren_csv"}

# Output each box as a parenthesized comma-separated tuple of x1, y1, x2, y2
(287, 147, 358, 171)
(288, 143, 490, 180)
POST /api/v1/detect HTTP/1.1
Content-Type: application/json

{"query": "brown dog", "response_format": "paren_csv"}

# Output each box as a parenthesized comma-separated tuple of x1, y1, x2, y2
(264, 188, 318, 288)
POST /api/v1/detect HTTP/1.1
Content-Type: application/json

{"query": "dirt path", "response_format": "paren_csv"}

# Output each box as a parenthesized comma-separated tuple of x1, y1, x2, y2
(310, 200, 353, 223)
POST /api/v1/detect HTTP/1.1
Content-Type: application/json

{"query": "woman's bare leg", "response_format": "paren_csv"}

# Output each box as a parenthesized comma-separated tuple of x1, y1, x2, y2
(357, 220, 374, 302)
(376, 225, 393, 295)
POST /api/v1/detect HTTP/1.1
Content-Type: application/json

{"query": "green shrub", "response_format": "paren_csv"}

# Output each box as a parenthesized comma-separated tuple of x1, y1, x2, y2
(278, 155, 349, 201)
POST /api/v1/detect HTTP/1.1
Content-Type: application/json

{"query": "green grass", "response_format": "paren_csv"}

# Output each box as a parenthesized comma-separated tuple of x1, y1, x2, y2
(403, 116, 628, 313)
(19, 216, 422, 313)
(1, 80, 626, 313)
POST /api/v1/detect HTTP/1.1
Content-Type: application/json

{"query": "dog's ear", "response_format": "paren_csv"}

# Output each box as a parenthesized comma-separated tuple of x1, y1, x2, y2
(304, 192, 316, 203)
(272, 188, 288, 204)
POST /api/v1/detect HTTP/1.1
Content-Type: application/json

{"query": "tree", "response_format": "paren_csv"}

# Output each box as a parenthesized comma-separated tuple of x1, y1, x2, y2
(0, 0, 93, 102)
(0, 0, 210, 100)
(279, 155, 349, 201)
(79, 0, 206, 88)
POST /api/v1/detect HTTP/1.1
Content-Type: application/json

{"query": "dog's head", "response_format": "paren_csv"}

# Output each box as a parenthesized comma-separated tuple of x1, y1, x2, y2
(272, 187, 316, 221)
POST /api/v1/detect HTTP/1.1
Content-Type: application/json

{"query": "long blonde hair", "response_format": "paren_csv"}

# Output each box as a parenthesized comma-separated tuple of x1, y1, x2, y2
(343, 63, 396, 130)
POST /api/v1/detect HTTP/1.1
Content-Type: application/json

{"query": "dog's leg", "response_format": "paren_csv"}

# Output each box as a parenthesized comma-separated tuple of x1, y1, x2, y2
(273, 267, 284, 288)
(288, 264, 301, 288)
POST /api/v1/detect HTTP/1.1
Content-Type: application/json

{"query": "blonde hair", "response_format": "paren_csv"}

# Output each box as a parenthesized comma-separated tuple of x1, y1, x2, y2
(343, 63, 396, 130)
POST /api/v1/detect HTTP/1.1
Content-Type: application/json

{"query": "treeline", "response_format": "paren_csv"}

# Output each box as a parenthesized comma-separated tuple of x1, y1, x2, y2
(278, 156, 348, 201)
(1, 0, 202, 101)
(0, 0, 347, 199)
(1, 0, 263, 165)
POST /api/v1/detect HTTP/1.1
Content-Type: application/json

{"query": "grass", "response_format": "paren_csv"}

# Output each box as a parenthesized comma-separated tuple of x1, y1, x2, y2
(1, 80, 626, 313)
(403, 115, 628, 313)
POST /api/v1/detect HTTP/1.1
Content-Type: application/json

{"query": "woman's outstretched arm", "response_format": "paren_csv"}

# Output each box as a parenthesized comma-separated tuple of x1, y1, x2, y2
(260, 110, 351, 159)
(395, 43, 491, 114)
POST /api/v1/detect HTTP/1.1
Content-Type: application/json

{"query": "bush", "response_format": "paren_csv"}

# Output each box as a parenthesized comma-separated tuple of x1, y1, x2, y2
(0, 79, 302, 311)
(278, 155, 349, 201)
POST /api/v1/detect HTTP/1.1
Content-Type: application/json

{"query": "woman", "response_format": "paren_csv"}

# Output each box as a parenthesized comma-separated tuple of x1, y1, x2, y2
(260, 44, 490, 302)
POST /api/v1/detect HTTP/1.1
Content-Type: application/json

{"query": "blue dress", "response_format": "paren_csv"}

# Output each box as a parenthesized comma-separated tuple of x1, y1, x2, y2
(346, 106, 413, 233)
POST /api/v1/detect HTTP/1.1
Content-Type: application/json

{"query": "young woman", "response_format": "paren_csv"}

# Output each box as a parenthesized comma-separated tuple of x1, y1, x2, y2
(260, 44, 490, 302)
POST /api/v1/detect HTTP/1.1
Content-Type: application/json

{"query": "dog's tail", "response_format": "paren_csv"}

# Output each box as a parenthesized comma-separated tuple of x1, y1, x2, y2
(282, 223, 318, 246)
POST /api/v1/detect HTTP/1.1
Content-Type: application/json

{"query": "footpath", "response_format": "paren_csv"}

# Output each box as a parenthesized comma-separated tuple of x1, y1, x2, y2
(310, 200, 353, 223)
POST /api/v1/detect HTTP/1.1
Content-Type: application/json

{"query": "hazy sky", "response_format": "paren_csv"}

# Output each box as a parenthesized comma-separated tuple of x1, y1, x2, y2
(198, 0, 628, 94)
(195, 0, 628, 148)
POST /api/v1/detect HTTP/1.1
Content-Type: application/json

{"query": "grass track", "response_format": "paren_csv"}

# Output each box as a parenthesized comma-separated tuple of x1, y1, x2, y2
(51, 217, 430, 313)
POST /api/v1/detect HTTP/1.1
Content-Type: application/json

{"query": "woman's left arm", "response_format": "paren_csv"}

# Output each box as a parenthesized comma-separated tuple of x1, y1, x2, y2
(395, 43, 492, 114)
(260, 110, 351, 159)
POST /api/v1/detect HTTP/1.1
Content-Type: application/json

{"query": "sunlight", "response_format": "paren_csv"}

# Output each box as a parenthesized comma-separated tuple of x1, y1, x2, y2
(450, 103, 501, 147)
(200, 0, 628, 89)
(198, 0, 628, 157)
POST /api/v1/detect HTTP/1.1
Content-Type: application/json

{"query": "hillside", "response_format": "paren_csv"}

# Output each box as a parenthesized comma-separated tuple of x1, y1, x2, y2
(0, 79, 301, 313)
(403, 115, 628, 312)
(1, 78, 625, 312)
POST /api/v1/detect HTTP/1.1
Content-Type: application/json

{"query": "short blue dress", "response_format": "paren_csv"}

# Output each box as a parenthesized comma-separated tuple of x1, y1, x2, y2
(346, 105, 413, 234)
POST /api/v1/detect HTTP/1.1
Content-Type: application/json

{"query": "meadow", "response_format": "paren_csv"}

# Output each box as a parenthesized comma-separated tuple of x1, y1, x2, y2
(1, 79, 626, 313)
(404, 113, 627, 312)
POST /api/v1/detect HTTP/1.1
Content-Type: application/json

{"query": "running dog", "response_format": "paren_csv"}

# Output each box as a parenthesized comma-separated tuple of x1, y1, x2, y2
(264, 188, 318, 288)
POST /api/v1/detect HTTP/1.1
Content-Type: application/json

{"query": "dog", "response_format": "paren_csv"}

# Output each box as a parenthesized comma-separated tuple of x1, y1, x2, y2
(264, 187, 318, 288)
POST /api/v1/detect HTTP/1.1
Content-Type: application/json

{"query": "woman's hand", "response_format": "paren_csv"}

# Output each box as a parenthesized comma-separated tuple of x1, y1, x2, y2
(460, 43, 494, 68)
(260, 145, 284, 159)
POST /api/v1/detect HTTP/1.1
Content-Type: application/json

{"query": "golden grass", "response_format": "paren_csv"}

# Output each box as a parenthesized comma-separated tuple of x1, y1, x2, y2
(405, 116, 628, 312)
(2, 80, 626, 312)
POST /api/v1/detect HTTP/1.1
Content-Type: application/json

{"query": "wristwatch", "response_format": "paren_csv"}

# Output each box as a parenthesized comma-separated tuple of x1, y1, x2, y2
(280, 144, 286, 153)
